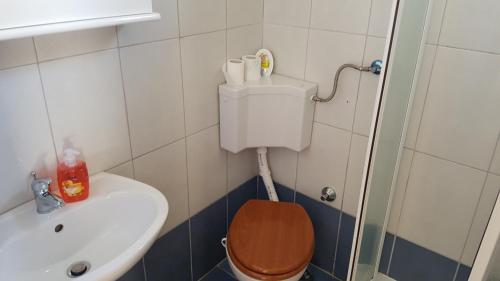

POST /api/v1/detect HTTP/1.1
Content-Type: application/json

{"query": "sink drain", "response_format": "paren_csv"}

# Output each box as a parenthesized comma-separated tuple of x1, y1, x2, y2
(67, 261, 91, 278)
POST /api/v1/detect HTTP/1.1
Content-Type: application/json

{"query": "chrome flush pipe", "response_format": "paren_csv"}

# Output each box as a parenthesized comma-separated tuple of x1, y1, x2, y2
(312, 60, 383, 103)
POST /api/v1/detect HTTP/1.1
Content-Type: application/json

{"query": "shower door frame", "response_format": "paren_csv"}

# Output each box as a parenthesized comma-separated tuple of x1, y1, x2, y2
(346, 0, 434, 279)
(469, 192, 500, 280)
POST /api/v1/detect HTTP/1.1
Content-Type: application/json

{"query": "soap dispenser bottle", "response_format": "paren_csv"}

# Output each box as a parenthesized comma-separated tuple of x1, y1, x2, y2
(57, 148, 89, 203)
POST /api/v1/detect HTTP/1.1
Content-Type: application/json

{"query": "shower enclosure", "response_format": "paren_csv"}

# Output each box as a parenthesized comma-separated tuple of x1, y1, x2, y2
(348, 0, 500, 280)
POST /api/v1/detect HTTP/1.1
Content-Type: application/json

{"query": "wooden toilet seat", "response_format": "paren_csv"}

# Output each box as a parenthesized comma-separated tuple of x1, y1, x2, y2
(227, 200, 315, 280)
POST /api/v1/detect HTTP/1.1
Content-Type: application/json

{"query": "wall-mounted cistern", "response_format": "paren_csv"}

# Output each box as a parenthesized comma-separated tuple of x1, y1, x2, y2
(31, 171, 64, 214)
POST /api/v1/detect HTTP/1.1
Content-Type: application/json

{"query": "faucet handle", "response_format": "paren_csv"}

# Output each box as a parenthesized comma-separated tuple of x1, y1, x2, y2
(31, 171, 52, 194)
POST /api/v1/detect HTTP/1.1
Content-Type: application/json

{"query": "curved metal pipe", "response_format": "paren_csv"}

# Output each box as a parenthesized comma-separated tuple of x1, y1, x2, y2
(312, 60, 382, 103)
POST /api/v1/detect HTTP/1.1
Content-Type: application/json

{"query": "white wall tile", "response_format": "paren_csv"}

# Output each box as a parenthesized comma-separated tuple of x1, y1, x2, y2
(404, 44, 436, 149)
(269, 147, 298, 188)
(0, 65, 57, 214)
(0, 38, 36, 70)
(416, 47, 500, 170)
(186, 126, 227, 215)
(228, 149, 258, 190)
(228, 0, 263, 28)
(353, 36, 386, 136)
(263, 24, 308, 79)
(387, 149, 413, 234)
(227, 24, 262, 59)
(490, 137, 500, 175)
(120, 39, 185, 157)
(180, 31, 226, 135)
(439, 0, 500, 54)
(34, 28, 117, 61)
(425, 0, 446, 44)
(118, 0, 178, 46)
(40, 50, 131, 174)
(310, 0, 370, 34)
(461, 173, 500, 266)
(398, 152, 486, 260)
(296, 123, 351, 209)
(178, 0, 226, 36)
(368, 0, 393, 37)
(264, 0, 311, 27)
(343, 134, 369, 216)
(106, 161, 134, 179)
(134, 140, 189, 236)
(306, 29, 365, 130)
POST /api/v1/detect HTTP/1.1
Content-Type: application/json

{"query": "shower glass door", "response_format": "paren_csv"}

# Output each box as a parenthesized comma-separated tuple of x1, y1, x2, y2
(348, 0, 433, 280)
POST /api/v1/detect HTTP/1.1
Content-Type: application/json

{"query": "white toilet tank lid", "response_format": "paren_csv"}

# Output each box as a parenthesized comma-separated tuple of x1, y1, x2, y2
(219, 75, 317, 99)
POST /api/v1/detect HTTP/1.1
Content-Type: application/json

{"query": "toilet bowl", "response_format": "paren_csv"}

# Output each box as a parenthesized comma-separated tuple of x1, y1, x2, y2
(224, 200, 315, 281)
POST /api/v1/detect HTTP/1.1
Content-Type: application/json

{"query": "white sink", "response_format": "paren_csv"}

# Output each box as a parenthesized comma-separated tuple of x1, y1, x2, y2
(0, 173, 168, 281)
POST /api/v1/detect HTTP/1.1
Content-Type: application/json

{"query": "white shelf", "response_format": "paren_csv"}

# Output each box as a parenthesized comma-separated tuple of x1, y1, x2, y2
(0, 13, 160, 41)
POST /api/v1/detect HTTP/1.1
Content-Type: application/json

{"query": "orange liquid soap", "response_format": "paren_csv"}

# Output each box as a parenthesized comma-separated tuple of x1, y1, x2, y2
(57, 148, 89, 203)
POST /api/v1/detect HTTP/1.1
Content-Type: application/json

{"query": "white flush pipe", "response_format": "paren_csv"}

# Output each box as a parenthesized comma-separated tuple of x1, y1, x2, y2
(257, 147, 279, 202)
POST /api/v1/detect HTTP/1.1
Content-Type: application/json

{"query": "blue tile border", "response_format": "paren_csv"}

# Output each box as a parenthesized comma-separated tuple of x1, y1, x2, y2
(296, 192, 341, 273)
(142, 177, 472, 281)
(378, 232, 395, 274)
(190, 196, 228, 281)
(228, 177, 258, 227)
(334, 213, 356, 280)
(257, 177, 296, 202)
(388, 237, 457, 281)
(144, 221, 191, 281)
(455, 264, 472, 281)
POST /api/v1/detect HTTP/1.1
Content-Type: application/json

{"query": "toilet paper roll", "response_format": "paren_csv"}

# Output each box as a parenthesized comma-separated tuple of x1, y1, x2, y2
(223, 59, 245, 85)
(242, 55, 261, 81)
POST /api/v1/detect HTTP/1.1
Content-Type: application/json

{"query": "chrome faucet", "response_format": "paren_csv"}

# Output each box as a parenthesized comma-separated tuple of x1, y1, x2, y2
(31, 171, 64, 214)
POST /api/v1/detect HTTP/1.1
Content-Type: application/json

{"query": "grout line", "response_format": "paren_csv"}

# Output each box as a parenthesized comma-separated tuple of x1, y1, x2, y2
(196, 264, 219, 281)
(216, 258, 235, 277)
(186, 123, 220, 138)
(313, 120, 354, 134)
(451, 262, 461, 281)
(309, 263, 343, 281)
(142, 257, 148, 281)
(435, 0, 449, 45)
(0, 61, 42, 72)
(386, 233, 397, 275)
(180, 27, 228, 39)
(32, 37, 60, 165)
(301, 0, 313, 81)
(36, 46, 118, 64)
(224, 0, 229, 235)
(104, 159, 135, 173)
(118, 36, 179, 49)
(174, 0, 194, 280)
(489, 131, 500, 172)
(437, 43, 500, 56)
(406, 147, 492, 174)
(116, 31, 137, 179)
(260, 0, 265, 48)
(331, 132, 355, 274)
(292, 150, 299, 203)
(403, 44, 437, 152)
(131, 136, 186, 160)
(453, 130, 500, 279)
(387, 148, 416, 274)
(264, 21, 385, 39)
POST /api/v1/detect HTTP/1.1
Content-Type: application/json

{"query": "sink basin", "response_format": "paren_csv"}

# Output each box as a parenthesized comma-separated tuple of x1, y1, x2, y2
(0, 173, 168, 281)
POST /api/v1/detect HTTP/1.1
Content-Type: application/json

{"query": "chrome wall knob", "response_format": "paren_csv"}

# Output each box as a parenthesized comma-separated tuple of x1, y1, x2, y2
(321, 187, 336, 202)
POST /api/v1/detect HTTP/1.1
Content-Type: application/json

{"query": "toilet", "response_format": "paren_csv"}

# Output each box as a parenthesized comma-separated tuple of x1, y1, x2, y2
(225, 200, 315, 281)
(219, 75, 318, 280)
